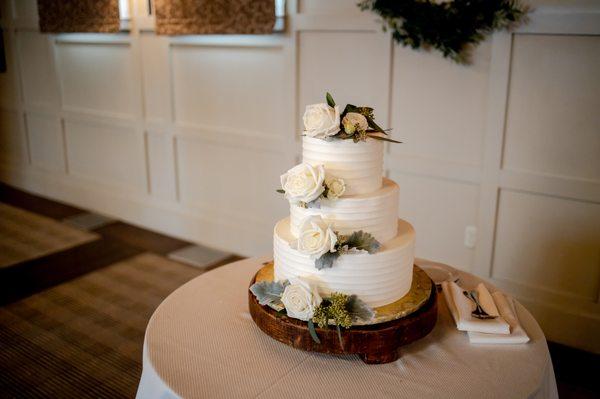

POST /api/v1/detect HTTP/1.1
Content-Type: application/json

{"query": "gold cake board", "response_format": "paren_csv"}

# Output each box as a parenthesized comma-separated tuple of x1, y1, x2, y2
(249, 262, 438, 364)
(255, 261, 433, 326)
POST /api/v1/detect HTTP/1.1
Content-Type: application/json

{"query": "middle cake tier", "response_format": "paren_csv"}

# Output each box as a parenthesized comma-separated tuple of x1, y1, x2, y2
(274, 218, 415, 308)
(289, 178, 399, 244)
(303, 136, 383, 195)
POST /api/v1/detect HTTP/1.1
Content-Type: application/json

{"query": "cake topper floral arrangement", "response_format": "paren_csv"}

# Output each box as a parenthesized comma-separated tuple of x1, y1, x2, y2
(303, 92, 401, 144)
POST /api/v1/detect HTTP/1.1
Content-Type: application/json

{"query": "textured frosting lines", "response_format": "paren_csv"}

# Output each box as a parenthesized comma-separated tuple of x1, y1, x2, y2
(302, 137, 383, 195)
(274, 218, 415, 308)
(289, 179, 399, 244)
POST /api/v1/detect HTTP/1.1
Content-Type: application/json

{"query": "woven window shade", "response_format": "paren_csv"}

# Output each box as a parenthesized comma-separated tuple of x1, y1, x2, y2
(154, 0, 275, 35)
(37, 0, 120, 33)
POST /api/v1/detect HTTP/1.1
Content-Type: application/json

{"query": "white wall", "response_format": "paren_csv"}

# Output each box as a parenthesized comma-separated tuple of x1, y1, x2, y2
(0, 0, 598, 352)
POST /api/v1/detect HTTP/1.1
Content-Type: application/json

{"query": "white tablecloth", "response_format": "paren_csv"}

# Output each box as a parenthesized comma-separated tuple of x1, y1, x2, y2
(136, 256, 558, 399)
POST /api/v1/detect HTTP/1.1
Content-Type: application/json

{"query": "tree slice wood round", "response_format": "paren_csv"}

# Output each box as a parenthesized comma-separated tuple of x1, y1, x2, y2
(248, 270, 438, 364)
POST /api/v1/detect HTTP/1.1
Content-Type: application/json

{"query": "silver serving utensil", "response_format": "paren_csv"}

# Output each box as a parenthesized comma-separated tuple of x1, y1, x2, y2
(462, 290, 497, 320)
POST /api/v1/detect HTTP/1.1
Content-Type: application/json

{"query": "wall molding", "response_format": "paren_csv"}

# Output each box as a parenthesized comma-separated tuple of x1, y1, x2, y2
(53, 34, 132, 46)
(386, 155, 482, 185)
(517, 8, 600, 35)
(169, 35, 286, 49)
(174, 122, 285, 153)
(499, 170, 600, 204)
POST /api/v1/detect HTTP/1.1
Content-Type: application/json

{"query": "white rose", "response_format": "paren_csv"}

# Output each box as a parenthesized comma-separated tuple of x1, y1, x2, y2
(325, 177, 346, 200)
(341, 112, 368, 135)
(303, 103, 341, 138)
(280, 163, 325, 204)
(293, 216, 337, 258)
(281, 276, 322, 321)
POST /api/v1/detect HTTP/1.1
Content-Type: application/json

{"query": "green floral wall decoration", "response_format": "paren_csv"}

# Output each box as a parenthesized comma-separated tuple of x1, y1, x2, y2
(358, 0, 529, 64)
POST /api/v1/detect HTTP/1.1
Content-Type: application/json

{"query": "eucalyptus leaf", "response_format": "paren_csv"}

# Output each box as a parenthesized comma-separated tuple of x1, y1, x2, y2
(347, 295, 375, 322)
(326, 92, 336, 108)
(249, 281, 286, 308)
(364, 114, 387, 135)
(342, 104, 359, 116)
(315, 251, 340, 270)
(367, 134, 402, 144)
(308, 319, 321, 344)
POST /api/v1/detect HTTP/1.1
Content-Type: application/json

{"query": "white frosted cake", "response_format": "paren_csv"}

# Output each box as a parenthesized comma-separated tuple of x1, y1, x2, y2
(270, 95, 416, 311)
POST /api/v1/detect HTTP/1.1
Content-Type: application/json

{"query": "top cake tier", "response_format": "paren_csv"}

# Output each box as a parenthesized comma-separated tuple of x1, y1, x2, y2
(302, 136, 383, 196)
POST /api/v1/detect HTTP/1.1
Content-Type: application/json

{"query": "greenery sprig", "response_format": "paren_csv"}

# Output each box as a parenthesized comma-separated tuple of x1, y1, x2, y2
(358, 0, 528, 64)
(327, 93, 402, 144)
(311, 293, 375, 346)
(313, 293, 353, 328)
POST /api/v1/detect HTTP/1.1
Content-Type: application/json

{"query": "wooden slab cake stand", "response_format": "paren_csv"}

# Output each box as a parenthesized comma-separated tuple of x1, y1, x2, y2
(248, 262, 437, 364)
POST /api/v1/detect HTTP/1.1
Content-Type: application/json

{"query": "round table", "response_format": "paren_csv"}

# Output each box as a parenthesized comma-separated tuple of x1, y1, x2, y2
(136, 257, 558, 399)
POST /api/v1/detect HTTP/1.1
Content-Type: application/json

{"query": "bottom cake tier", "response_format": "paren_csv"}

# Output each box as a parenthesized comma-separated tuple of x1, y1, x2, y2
(273, 218, 415, 308)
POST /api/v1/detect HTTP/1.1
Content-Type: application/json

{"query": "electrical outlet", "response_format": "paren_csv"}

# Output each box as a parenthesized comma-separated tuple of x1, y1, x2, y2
(464, 225, 477, 248)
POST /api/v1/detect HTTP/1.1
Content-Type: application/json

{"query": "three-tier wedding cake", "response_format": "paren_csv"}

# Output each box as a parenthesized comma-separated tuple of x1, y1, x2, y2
(251, 93, 416, 332)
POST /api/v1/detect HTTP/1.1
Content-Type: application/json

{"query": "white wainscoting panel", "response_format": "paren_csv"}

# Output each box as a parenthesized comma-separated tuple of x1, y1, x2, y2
(64, 119, 145, 191)
(176, 136, 289, 228)
(16, 31, 59, 107)
(503, 34, 600, 180)
(55, 40, 137, 118)
(140, 33, 171, 123)
(0, 109, 26, 163)
(390, 40, 491, 167)
(146, 132, 176, 201)
(493, 189, 600, 301)
(298, 30, 391, 129)
(171, 43, 286, 137)
(25, 112, 64, 172)
(390, 170, 480, 271)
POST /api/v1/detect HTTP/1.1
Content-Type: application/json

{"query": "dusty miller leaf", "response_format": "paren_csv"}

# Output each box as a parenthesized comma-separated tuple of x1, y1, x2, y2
(315, 251, 340, 270)
(346, 295, 375, 322)
(342, 230, 381, 254)
(249, 281, 286, 309)
(365, 113, 387, 135)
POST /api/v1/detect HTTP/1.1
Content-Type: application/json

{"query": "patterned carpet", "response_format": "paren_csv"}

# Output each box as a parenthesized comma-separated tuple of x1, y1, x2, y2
(0, 203, 99, 268)
(0, 253, 204, 399)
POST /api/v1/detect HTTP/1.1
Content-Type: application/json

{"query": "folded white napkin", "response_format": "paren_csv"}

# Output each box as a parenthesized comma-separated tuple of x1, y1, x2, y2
(442, 281, 510, 335)
(468, 292, 530, 344)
